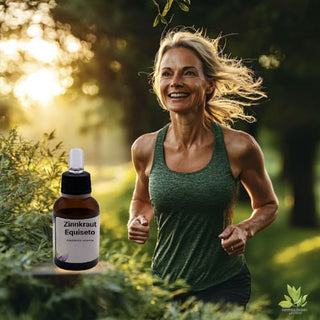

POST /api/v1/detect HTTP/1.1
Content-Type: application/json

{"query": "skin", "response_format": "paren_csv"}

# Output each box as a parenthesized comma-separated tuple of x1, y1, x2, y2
(128, 47, 278, 256)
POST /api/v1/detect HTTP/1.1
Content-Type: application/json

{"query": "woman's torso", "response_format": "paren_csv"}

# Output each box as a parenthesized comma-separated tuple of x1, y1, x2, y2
(148, 121, 246, 291)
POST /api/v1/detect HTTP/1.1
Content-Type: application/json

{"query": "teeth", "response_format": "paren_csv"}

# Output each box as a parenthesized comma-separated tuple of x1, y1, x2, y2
(169, 93, 189, 98)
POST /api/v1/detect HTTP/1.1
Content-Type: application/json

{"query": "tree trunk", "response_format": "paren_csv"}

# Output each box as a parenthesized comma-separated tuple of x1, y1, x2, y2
(284, 130, 318, 228)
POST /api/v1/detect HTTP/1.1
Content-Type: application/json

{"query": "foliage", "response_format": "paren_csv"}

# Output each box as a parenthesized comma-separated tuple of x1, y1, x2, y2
(0, 129, 65, 215)
(0, 129, 66, 276)
(1, 251, 272, 320)
(152, 0, 191, 27)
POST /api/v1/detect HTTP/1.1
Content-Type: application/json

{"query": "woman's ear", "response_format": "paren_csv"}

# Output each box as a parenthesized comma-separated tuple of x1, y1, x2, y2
(206, 80, 215, 99)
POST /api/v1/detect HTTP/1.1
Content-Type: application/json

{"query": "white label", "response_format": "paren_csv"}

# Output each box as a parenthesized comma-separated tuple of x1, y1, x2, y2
(53, 216, 100, 263)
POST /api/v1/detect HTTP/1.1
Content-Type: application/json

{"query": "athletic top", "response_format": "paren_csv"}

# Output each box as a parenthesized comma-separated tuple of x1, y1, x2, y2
(149, 121, 246, 291)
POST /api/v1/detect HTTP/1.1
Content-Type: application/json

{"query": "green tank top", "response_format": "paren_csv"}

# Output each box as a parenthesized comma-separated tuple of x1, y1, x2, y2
(149, 121, 246, 291)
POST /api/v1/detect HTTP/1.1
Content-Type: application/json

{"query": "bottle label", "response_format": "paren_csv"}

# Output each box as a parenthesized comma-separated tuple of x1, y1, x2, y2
(53, 216, 100, 264)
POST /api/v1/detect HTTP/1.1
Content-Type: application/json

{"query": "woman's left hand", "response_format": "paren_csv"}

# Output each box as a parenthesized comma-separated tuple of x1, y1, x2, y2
(218, 225, 249, 256)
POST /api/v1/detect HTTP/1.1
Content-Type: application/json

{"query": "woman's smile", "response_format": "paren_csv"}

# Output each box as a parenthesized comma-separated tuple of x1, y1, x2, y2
(168, 92, 191, 103)
(168, 92, 190, 98)
(159, 47, 213, 113)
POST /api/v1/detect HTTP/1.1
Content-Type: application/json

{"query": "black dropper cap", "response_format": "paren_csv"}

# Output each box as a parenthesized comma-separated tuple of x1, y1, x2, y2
(61, 149, 91, 195)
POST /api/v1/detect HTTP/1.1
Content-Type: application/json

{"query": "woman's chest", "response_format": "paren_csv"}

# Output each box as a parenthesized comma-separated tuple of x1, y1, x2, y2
(163, 142, 214, 173)
(149, 165, 237, 213)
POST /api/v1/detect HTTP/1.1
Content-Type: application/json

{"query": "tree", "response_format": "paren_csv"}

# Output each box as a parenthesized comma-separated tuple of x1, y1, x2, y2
(249, 0, 320, 227)
(53, 0, 178, 144)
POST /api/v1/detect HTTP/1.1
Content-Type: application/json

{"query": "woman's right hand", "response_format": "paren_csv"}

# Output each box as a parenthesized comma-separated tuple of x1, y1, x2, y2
(128, 215, 150, 244)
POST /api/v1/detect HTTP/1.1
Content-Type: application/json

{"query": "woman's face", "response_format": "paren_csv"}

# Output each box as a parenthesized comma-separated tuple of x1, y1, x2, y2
(159, 46, 213, 115)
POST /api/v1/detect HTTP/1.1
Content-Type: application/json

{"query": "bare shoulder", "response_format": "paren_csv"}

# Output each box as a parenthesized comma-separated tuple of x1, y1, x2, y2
(220, 125, 262, 158)
(131, 131, 158, 160)
(220, 125, 264, 178)
(131, 130, 159, 176)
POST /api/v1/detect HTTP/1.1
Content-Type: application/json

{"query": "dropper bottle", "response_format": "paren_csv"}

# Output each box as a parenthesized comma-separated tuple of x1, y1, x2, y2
(53, 148, 100, 270)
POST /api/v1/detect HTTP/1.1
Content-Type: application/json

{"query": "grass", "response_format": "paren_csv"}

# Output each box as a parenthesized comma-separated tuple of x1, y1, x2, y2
(91, 162, 320, 320)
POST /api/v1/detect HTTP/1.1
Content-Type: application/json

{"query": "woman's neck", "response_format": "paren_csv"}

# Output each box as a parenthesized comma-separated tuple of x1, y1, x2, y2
(168, 112, 212, 149)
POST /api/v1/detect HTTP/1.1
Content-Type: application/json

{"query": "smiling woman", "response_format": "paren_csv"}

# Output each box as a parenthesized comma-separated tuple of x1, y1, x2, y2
(128, 27, 278, 308)
(158, 47, 213, 115)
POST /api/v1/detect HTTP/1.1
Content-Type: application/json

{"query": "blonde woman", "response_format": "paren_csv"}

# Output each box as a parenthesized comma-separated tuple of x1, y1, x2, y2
(128, 28, 278, 307)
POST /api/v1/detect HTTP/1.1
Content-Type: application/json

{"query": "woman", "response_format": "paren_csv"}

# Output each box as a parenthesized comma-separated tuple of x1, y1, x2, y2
(127, 28, 278, 307)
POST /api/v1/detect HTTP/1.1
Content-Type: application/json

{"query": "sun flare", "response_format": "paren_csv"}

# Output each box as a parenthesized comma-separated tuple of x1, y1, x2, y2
(0, 1, 94, 107)
(14, 68, 67, 107)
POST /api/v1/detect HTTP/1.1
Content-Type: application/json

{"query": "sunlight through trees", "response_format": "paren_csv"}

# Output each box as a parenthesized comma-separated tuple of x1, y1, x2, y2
(0, 0, 94, 108)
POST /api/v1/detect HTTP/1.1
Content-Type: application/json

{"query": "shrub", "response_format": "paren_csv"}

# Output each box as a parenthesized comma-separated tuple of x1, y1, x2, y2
(0, 129, 66, 276)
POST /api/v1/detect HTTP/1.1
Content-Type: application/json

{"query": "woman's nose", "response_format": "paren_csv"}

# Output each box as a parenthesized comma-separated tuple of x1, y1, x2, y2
(170, 73, 183, 87)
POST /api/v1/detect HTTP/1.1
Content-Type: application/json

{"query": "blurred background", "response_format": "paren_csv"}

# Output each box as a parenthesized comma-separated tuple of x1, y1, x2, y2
(0, 0, 319, 318)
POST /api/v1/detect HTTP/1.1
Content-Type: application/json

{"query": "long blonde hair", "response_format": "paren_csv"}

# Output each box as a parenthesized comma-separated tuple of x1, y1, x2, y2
(152, 28, 267, 125)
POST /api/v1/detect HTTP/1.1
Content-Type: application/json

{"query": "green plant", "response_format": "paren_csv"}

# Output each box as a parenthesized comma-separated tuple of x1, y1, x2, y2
(278, 284, 308, 308)
(0, 129, 66, 275)
(0, 129, 65, 215)
(1, 249, 272, 320)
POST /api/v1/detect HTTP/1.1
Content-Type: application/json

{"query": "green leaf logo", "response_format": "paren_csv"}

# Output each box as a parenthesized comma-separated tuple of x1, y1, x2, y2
(279, 284, 308, 308)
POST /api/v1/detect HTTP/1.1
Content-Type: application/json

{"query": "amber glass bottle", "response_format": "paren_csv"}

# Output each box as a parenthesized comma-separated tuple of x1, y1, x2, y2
(53, 149, 100, 270)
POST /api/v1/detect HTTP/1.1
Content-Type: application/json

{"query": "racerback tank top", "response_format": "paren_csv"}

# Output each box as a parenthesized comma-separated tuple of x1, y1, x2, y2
(149, 121, 246, 291)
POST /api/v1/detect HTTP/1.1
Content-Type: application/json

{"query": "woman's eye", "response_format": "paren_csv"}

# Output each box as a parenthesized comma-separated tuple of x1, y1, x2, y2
(185, 70, 196, 76)
(161, 71, 171, 77)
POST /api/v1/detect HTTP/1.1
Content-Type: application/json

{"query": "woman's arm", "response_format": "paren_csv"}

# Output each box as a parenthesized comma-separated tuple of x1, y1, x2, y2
(128, 134, 155, 244)
(219, 132, 278, 255)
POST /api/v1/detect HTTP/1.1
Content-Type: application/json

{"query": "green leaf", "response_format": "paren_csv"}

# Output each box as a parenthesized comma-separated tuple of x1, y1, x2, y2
(298, 295, 308, 307)
(295, 296, 302, 307)
(291, 286, 301, 302)
(295, 286, 301, 299)
(284, 294, 292, 302)
(47, 130, 56, 141)
(177, 1, 189, 12)
(160, 15, 167, 24)
(162, 0, 173, 17)
(279, 300, 293, 308)
(287, 284, 295, 300)
(153, 14, 161, 27)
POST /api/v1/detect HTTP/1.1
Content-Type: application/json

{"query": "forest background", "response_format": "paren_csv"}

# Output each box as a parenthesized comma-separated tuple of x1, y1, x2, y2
(0, 0, 319, 319)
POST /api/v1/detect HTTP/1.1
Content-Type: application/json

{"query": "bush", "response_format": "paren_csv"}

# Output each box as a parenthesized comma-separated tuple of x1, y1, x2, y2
(0, 129, 66, 276)
(2, 249, 272, 320)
